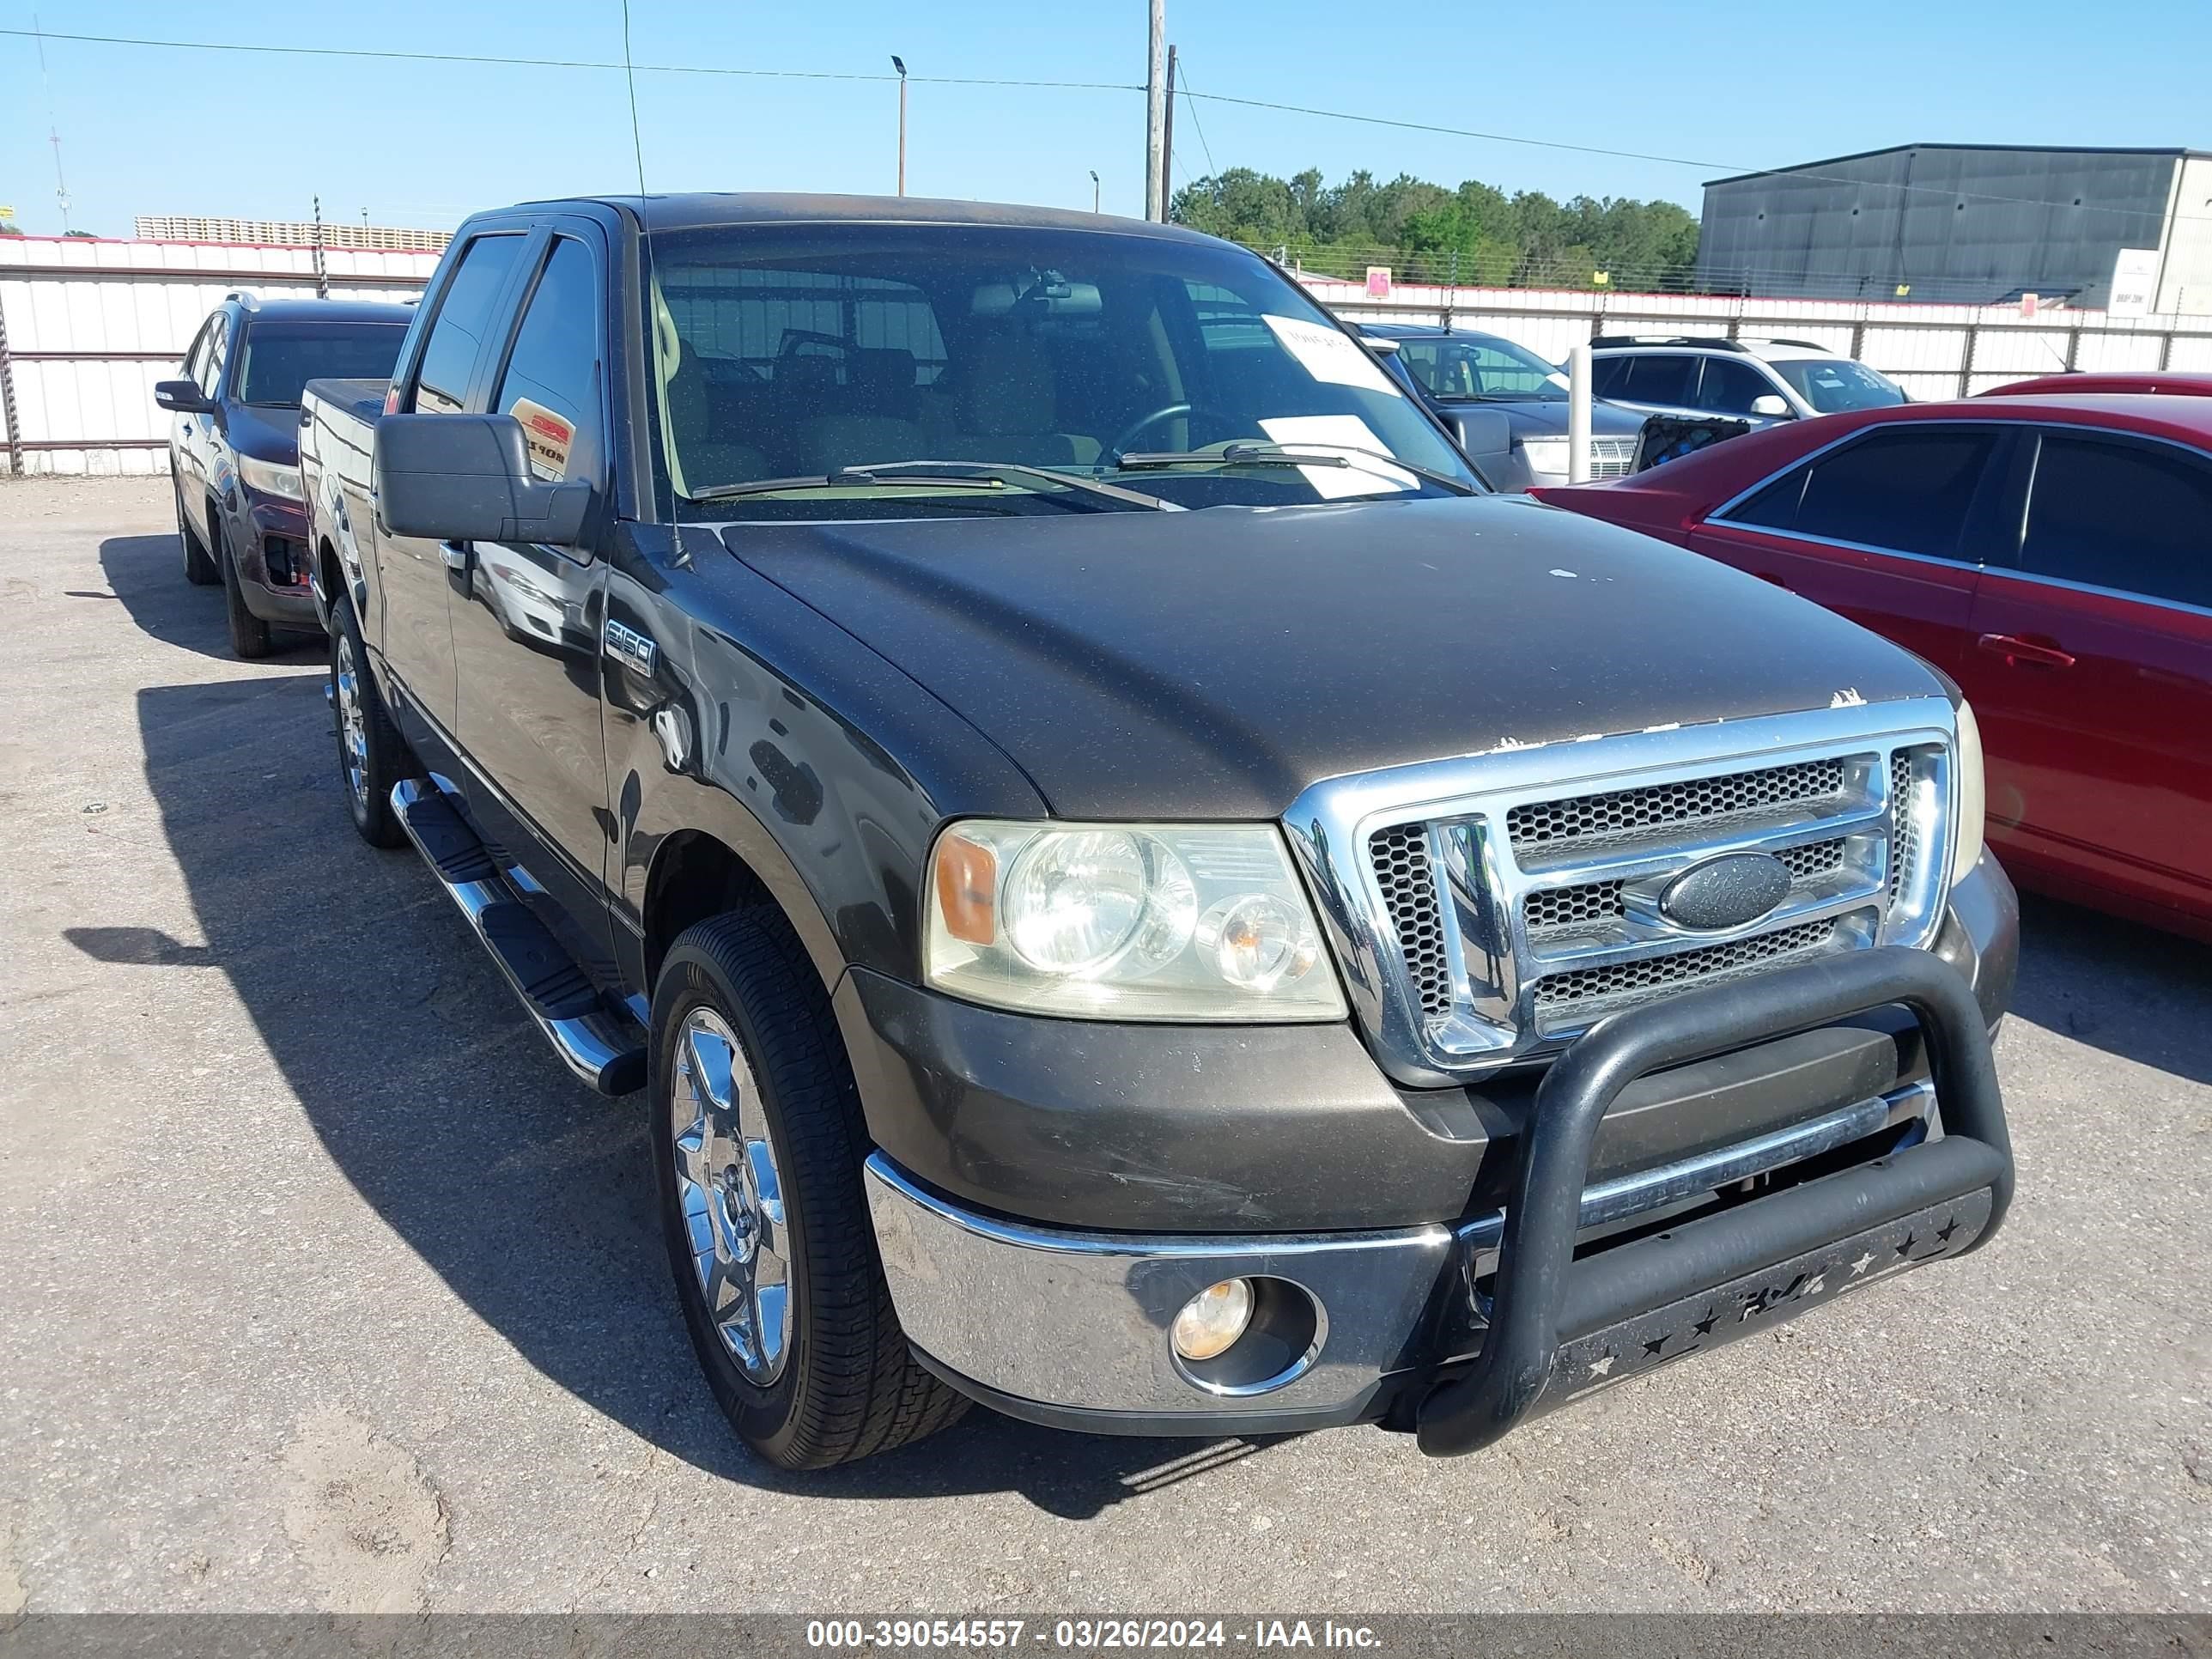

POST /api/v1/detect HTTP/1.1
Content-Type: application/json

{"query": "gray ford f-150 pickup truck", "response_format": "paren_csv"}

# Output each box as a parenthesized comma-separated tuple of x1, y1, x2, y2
(300, 192, 2016, 1470)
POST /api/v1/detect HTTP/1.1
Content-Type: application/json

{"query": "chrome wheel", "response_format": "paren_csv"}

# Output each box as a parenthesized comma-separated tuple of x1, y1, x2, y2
(334, 630, 369, 811)
(672, 1007, 791, 1384)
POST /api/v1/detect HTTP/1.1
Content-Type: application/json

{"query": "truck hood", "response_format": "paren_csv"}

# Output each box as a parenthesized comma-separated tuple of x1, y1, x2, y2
(723, 495, 1937, 819)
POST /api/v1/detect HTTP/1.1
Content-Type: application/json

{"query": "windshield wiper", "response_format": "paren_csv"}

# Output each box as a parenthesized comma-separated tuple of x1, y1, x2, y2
(1110, 441, 1477, 496)
(688, 459, 1170, 510)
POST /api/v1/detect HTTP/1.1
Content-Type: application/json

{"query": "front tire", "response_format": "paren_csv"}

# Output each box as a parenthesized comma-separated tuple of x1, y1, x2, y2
(330, 589, 416, 848)
(652, 909, 965, 1470)
(177, 486, 219, 586)
(215, 516, 274, 659)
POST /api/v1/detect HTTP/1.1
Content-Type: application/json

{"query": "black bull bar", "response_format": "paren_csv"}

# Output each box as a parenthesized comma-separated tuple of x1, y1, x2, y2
(1417, 945, 2014, 1457)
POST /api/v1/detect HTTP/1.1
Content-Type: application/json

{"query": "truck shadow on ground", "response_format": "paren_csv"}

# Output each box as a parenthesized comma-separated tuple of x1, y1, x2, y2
(103, 546, 1290, 1518)
(98, 533, 324, 661)
(2008, 892, 2212, 1087)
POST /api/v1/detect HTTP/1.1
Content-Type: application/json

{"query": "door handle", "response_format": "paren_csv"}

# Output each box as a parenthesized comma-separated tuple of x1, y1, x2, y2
(1977, 632, 2075, 670)
(440, 540, 471, 574)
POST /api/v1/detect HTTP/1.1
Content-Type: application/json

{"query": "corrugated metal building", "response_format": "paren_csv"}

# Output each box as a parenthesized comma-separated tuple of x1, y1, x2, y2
(1697, 143, 2212, 313)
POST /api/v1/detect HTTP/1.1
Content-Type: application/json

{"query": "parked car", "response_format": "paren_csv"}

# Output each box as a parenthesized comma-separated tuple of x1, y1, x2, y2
(1352, 322, 1646, 489)
(1536, 393, 2212, 939)
(300, 192, 2015, 1470)
(1982, 371, 2212, 398)
(156, 295, 413, 658)
(1589, 336, 1908, 428)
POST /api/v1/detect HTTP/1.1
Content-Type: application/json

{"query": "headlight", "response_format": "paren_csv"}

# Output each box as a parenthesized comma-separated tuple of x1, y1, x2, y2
(924, 821, 1346, 1022)
(1949, 697, 1986, 885)
(1516, 436, 1571, 477)
(238, 453, 303, 502)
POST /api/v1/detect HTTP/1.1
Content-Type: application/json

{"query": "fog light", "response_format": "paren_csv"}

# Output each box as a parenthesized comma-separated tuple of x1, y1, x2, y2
(1171, 1278, 1254, 1362)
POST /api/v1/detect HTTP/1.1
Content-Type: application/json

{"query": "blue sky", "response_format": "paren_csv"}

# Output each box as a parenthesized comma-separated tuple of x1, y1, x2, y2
(3, 1, 2210, 238)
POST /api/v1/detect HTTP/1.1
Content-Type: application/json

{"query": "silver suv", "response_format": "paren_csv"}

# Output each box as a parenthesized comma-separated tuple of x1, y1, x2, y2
(1588, 336, 1907, 428)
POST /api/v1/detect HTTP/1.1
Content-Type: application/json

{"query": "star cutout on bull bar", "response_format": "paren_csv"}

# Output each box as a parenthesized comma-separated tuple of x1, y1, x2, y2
(1936, 1216, 1960, 1243)
(1692, 1306, 1718, 1336)
(1895, 1231, 1917, 1256)
(1588, 1352, 1617, 1377)
(1642, 1333, 1671, 1358)
(1850, 1250, 1876, 1277)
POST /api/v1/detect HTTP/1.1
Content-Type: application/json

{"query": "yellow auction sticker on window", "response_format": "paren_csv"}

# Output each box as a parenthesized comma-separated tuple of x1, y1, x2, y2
(511, 398, 574, 479)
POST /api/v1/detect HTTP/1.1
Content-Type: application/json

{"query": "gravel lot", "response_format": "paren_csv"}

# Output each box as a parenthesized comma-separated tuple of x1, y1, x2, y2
(1, 474, 2206, 1617)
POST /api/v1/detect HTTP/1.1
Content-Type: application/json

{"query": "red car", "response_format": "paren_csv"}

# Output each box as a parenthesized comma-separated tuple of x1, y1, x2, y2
(1983, 371, 2212, 398)
(1536, 394, 2212, 939)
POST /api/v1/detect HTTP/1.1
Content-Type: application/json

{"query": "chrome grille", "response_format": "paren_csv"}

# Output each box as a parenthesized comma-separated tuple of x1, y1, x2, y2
(1524, 879, 1626, 933)
(1521, 836, 1848, 939)
(1532, 918, 1838, 1028)
(1506, 759, 1847, 850)
(1370, 823, 1451, 1016)
(1888, 750, 1917, 905)
(1285, 700, 1960, 1086)
(1589, 437, 1637, 479)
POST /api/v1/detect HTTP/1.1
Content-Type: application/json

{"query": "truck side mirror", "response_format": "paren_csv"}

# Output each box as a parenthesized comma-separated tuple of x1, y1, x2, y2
(154, 379, 214, 415)
(374, 412, 592, 548)
(1442, 407, 1514, 460)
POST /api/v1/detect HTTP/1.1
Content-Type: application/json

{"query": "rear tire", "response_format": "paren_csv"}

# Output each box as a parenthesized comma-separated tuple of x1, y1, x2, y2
(177, 487, 218, 586)
(652, 908, 966, 1470)
(330, 589, 416, 848)
(215, 516, 273, 659)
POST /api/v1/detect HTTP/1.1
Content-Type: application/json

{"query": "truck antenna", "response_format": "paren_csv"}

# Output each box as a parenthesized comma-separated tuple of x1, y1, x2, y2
(621, 0, 690, 569)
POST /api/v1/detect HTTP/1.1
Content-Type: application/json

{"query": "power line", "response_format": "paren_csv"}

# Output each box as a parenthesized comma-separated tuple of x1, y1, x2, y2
(1172, 58, 1219, 179)
(7, 23, 2204, 228)
(0, 27, 1137, 91)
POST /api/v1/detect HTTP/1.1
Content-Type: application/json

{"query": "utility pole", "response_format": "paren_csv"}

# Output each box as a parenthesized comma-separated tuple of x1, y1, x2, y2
(1144, 0, 1166, 222)
(1159, 45, 1177, 221)
(313, 196, 329, 299)
(891, 57, 908, 196)
(1090, 171, 1102, 214)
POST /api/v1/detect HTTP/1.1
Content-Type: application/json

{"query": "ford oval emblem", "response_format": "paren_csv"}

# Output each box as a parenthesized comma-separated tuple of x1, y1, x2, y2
(1659, 852, 1792, 931)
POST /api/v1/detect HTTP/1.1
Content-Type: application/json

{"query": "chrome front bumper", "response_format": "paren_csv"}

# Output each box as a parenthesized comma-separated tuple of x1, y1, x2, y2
(864, 1078, 1938, 1435)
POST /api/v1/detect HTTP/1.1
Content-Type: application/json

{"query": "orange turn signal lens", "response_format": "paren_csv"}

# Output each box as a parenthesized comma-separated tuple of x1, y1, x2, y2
(933, 831, 999, 945)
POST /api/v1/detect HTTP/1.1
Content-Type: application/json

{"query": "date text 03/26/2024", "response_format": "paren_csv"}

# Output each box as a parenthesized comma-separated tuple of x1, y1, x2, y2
(804, 1620, 1383, 1650)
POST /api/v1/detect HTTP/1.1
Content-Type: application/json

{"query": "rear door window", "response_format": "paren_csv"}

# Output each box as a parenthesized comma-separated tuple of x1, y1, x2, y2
(2021, 430, 2212, 609)
(1620, 353, 1697, 406)
(492, 237, 604, 485)
(410, 234, 527, 415)
(1724, 424, 2000, 561)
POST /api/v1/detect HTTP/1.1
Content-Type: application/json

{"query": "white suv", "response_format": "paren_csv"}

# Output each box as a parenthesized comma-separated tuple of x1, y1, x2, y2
(1587, 336, 1907, 427)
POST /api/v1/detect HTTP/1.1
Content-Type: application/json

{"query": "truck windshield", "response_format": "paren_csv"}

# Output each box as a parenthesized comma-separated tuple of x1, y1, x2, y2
(237, 323, 410, 407)
(1390, 333, 1569, 403)
(648, 223, 1482, 520)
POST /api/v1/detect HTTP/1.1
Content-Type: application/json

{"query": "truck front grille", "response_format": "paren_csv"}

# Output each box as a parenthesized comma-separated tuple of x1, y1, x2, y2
(1506, 758, 1847, 850)
(1531, 917, 1835, 1030)
(1589, 437, 1638, 479)
(1370, 824, 1452, 1017)
(1318, 702, 1959, 1082)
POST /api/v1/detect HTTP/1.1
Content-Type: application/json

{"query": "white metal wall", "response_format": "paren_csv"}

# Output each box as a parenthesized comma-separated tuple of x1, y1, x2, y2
(0, 236, 438, 476)
(1297, 276, 2212, 401)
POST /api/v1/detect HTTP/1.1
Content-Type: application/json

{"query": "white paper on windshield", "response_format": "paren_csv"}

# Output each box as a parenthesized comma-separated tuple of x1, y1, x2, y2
(1258, 415, 1419, 499)
(1261, 313, 1402, 398)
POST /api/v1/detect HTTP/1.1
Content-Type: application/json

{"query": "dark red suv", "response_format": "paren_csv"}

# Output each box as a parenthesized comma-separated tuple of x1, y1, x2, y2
(1537, 394, 2212, 939)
